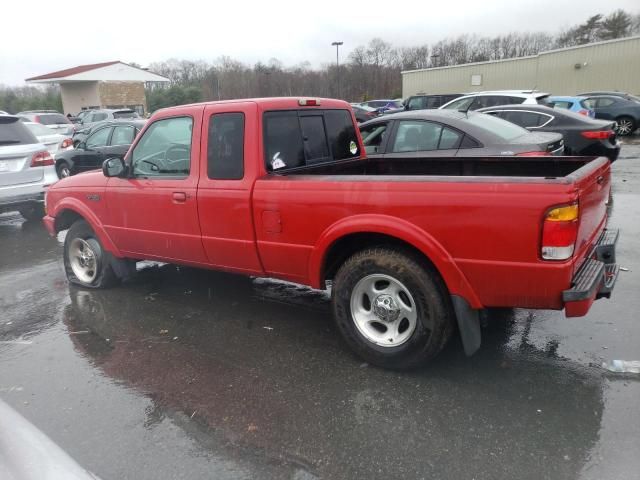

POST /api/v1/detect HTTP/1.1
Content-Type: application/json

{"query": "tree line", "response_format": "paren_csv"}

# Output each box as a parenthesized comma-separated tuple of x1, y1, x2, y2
(2, 9, 638, 114)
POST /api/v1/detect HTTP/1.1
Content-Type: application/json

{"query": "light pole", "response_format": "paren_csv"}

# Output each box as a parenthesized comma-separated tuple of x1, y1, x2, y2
(332, 41, 343, 98)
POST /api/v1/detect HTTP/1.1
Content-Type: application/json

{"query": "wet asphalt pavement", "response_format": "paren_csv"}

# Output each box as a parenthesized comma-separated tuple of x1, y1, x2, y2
(1, 140, 640, 480)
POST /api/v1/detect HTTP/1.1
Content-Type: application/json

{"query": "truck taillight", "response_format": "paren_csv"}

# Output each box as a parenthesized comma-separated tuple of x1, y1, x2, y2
(541, 204, 579, 260)
(30, 151, 54, 167)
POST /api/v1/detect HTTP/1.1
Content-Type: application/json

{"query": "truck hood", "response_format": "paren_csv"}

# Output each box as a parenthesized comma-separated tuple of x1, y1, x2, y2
(51, 170, 108, 189)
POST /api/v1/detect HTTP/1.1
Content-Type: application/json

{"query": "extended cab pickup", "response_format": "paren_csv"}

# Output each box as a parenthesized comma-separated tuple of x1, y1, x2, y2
(43, 98, 619, 369)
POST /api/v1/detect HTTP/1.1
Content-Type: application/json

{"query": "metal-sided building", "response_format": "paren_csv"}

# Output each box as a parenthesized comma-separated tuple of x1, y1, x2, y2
(402, 36, 640, 98)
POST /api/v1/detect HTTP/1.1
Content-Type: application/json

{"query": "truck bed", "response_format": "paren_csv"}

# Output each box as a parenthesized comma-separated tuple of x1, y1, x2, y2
(273, 155, 600, 181)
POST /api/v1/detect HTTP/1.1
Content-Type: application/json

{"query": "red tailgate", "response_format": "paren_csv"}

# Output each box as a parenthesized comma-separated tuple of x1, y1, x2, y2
(572, 157, 611, 274)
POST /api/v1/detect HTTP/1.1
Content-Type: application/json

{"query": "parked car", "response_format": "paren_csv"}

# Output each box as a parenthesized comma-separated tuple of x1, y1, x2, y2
(17, 111, 74, 136)
(76, 108, 140, 129)
(0, 115, 57, 220)
(55, 119, 145, 178)
(404, 93, 464, 111)
(351, 104, 379, 123)
(0, 110, 8, 115)
(477, 104, 620, 161)
(440, 90, 552, 111)
(549, 96, 595, 117)
(578, 91, 640, 103)
(43, 98, 618, 369)
(360, 99, 404, 113)
(581, 95, 640, 136)
(359, 109, 563, 157)
(23, 121, 74, 158)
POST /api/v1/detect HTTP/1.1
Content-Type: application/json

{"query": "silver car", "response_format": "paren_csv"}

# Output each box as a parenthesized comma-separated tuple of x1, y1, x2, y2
(0, 115, 58, 221)
(23, 122, 74, 158)
(17, 111, 75, 136)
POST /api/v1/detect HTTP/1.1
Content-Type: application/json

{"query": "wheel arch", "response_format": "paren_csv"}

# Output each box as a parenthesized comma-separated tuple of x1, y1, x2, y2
(52, 199, 122, 257)
(308, 215, 482, 309)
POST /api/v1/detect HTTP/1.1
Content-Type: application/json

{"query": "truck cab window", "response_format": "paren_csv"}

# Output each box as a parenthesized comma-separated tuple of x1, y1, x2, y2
(264, 109, 358, 171)
(208, 112, 244, 180)
(131, 116, 192, 178)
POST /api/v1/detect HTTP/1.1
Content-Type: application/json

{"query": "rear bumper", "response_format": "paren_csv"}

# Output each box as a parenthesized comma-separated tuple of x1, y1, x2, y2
(563, 228, 619, 317)
(0, 191, 45, 213)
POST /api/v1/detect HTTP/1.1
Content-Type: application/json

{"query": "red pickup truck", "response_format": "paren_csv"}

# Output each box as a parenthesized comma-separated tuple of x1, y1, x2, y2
(43, 98, 619, 369)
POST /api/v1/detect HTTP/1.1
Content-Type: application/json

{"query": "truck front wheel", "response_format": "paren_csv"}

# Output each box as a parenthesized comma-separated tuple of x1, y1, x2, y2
(63, 220, 118, 288)
(332, 248, 454, 369)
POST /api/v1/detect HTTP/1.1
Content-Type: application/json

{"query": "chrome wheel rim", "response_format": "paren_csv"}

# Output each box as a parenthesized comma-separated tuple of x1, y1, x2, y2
(615, 119, 633, 135)
(69, 238, 98, 284)
(350, 274, 417, 347)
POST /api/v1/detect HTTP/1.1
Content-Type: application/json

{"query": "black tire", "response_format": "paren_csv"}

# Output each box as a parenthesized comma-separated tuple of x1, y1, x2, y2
(332, 248, 454, 369)
(63, 220, 118, 288)
(614, 116, 637, 136)
(56, 161, 71, 179)
(18, 203, 45, 221)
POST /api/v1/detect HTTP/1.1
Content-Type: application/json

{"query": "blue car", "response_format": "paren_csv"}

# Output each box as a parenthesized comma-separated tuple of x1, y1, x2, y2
(549, 96, 595, 118)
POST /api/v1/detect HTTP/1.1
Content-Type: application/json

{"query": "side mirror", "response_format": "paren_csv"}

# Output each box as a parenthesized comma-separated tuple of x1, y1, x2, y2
(102, 157, 126, 178)
(77, 141, 86, 150)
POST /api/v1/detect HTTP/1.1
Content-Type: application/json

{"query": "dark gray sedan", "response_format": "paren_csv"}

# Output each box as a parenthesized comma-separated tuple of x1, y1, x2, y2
(359, 110, 564, 158)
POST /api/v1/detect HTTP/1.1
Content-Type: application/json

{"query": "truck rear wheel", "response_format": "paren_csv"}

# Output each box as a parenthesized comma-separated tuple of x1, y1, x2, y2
(332, 248, 454, 369)
(63, 220, 118, 288)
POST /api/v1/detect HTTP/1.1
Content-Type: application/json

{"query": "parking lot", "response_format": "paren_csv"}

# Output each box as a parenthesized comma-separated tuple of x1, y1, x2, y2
(0, 137, 639, 479)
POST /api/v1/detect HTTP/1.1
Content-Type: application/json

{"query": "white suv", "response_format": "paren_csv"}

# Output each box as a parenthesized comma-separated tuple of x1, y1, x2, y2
(440, 90, 552, 111)
(0, 116, 58, 220)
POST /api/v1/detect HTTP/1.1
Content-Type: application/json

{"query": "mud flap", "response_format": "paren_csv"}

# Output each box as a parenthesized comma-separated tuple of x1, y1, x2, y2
(451, 295, 481, 356)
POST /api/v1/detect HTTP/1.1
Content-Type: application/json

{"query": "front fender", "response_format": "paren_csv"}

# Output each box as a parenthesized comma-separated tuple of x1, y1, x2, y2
(308, 214, 483, 309)
(51, 197, 123, 258)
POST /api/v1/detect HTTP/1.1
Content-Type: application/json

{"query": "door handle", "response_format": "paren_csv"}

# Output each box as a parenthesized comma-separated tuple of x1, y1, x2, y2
(172, 192, 187, 202)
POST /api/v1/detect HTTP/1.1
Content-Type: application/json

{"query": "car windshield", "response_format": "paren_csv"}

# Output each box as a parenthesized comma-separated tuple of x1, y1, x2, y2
(463, 112, 530, 141)
(25, 122, 57, 137)
(113, 110, 139, 119)
(38, 113, 70, 125)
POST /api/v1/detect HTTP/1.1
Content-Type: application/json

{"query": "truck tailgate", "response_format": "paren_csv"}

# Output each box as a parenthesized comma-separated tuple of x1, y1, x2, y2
(572, 157, 611, 273)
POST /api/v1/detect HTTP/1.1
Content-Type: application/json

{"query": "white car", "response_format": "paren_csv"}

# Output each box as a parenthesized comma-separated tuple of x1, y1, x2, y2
(17, 111, 75, 135)
(440, 90, 552, 111)
(23, 121, 73, 157)
(0, 115, 58, 220)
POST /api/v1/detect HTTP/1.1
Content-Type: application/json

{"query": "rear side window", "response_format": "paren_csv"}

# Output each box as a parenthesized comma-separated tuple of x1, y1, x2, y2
(407, 97, 426, 110)
(93, 113, 108, 122)
(208, 112, 244, 180)
(264, 109, 358, 171)
(439, 127, 463, 149)
(38, 113, 70, 125)
(501, 111, 550, 128)
(552, 101, 573, 110)
(0, 117, 38, 145)
(463, 113, 529, 141)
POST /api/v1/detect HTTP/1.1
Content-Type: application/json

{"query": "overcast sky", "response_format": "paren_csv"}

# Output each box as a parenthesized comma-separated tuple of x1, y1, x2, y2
(1, 0, 638, 86)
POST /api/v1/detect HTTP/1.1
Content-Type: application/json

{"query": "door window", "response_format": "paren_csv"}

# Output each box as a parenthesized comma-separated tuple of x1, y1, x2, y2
(208, 112, 244, 180)
(360, 122, 388, 155)
(407, 97, 426, 110)
(392, 120, 442, 152)
(131, 116, 193, 177)
(110, 126, 135, 145)
(86, 127, 112, 148)
(597, 98, 616, 107)
(552, 101, 573, 110)
(92, 112, 108, 122)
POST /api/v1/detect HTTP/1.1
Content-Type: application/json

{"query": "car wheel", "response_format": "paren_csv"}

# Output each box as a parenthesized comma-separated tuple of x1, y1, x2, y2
(332, 248, 454, 369)
(56, 161, 71, 179)
(18, 203, 45, 222)
(614, 116, 637, 136)
(64, 220, 118, 288)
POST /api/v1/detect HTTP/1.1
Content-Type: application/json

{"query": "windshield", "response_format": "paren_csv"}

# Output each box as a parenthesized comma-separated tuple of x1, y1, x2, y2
(25, 122, 57, 137)
(463, 112, 530, 141)
(113, 110, 139, 119)
(37, 113, 70, 125)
